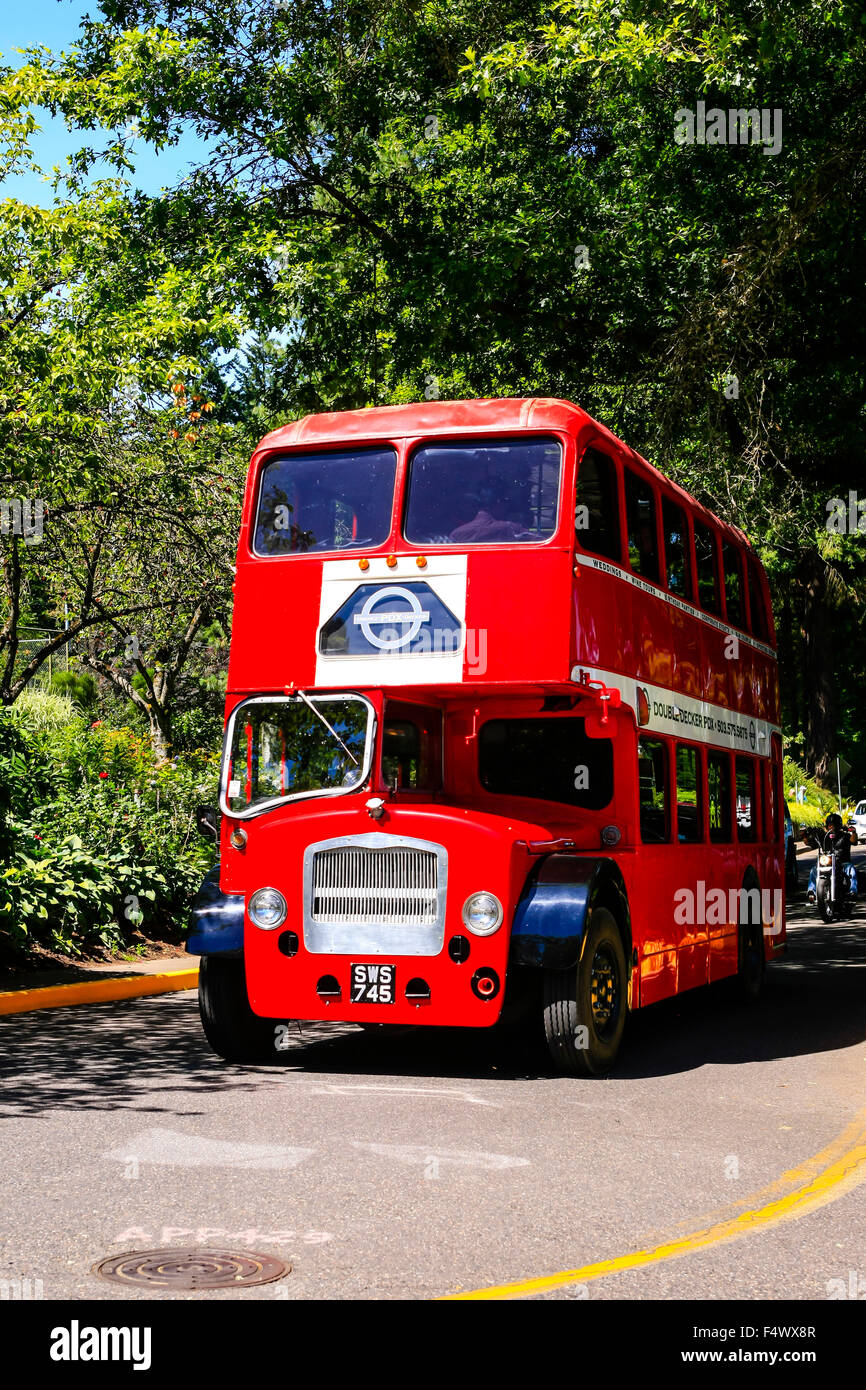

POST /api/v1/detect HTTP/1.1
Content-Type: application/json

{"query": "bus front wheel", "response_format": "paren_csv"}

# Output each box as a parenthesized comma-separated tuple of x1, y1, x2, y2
(543, 907, 627, 1077)
(198, 955, 282, 1063)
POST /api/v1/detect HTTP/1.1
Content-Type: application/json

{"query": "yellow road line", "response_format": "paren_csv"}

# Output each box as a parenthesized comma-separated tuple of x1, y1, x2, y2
(444, 1107, 866, 1300)
(0, 968, 199, 1016)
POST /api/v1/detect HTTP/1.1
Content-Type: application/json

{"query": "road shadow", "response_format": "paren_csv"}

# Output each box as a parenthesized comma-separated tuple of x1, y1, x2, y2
(1, 904, 864, 1107)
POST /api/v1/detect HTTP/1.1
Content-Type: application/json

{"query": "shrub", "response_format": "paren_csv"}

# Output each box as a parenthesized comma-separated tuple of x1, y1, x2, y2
(49, 670, 98, 710)
(0, 702, 217, 961)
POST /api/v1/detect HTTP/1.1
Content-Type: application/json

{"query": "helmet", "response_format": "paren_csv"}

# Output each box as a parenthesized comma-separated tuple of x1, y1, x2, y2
(825, 812, 843, 833)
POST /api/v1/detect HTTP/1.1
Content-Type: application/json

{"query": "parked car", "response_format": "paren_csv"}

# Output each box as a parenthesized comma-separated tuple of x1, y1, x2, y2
(784, 802, 798, 890)
(849, 799, 866, 844)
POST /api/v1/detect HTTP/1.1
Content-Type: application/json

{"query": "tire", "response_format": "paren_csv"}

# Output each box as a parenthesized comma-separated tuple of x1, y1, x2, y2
(735, 915, 765, 1002)
(198, 955, 282, 1063)
(816, 876, 835, 924)
(543, 906, 627, 1077)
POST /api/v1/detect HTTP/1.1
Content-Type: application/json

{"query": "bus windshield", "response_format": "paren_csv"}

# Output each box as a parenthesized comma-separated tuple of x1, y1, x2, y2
(254, 448, 397, 555)
(404, 437, 561, 545)
(221, 695, 375, 815)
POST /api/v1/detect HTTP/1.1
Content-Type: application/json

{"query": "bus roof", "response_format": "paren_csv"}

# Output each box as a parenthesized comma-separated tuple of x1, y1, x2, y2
(255, 397, 594, 448)
(254, 397, 751, 549)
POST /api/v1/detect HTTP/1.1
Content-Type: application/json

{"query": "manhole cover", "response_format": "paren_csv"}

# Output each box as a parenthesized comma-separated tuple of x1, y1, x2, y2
(93, 1248, 291, 1290)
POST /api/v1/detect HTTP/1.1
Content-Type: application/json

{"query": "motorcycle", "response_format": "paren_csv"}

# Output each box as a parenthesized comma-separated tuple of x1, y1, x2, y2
(806, 830, 858, 922)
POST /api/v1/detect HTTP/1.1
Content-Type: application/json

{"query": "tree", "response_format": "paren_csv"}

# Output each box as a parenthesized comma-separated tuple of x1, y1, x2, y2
(0, 89, 248, 741)
(17, 1, 866, 780)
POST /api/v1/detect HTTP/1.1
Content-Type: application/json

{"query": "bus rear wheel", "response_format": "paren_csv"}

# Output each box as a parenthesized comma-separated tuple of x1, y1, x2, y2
(198, 955, 282, 1063)
(543, 907, 627, 1077)
(734, 919, 765, 1002)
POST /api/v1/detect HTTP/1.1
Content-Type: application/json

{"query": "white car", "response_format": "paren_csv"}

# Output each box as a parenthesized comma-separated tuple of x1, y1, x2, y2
(850, 800, 866, 843)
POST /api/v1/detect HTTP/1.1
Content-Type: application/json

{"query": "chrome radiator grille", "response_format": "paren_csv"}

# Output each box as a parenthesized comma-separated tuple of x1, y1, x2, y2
(302, 833, 448, 956)
(311, 846, 438, 924)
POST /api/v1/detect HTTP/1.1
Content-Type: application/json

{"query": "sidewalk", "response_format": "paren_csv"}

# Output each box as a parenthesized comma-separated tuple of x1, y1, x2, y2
(0, 954, 198, 1016)
(0, 953, 193, 992)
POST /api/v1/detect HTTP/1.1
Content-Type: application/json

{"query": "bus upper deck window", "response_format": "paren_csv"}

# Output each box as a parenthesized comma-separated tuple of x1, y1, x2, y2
(254, 447, 397, 555)
(722, 541, 746, 630)
(575, 447, 621, 562)
(404, 438, 560, 546)
(694, 520, 721, 616)
(624, 470, 660, 584)
(663, 497, 693, 601)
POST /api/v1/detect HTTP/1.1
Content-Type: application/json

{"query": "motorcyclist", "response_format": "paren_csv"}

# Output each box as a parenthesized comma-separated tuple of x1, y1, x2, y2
(807, 811, 858, 910)
(822, 812, 851, 863)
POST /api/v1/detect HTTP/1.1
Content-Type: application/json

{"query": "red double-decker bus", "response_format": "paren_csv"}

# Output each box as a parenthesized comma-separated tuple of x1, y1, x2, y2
(189, 397, 784, 1075)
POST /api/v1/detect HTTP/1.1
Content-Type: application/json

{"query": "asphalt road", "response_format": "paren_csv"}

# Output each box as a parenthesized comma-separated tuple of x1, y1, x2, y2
(1, 847, 864, 1302)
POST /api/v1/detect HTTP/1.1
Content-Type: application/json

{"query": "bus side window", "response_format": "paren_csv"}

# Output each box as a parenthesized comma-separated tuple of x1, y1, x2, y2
(736, 757, 757, 842)
(638, 737, 669, 842)
(708, 752, 733, 843)
(383, 704, 443, 791)
(625, 469, 660, 584)
(575, 447, 622, 562)
(663, 497, 693, 601)
(747, 555, 769, 640)
(722, 541, 746, 630)
(694, 520, 721, 615)
(675, 744, 702, 843)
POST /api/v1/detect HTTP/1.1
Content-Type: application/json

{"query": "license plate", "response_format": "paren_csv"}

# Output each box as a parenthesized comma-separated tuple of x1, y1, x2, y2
(350, 963, 396, 1004)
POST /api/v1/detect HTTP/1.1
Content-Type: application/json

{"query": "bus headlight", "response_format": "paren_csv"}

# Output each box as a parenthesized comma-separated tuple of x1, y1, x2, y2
(248, 887, 287, 930)
(462, 891, 503, 936)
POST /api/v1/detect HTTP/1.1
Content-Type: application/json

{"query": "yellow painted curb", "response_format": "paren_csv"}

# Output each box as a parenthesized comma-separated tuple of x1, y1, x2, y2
(444, 1106, 866, 1300)
(0, 968, 199, 1016)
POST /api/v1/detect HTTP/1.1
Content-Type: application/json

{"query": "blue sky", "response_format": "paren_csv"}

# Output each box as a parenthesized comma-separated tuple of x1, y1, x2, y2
(1, 0, 208, 204)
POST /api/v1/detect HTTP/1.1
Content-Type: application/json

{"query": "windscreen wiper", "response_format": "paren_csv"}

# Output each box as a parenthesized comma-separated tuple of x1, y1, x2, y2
(295, 690, 360, 766)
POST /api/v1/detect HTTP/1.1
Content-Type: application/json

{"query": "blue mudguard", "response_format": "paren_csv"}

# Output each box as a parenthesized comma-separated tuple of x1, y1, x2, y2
(186, 864, 245, 956)
(509, 854, 630, 971)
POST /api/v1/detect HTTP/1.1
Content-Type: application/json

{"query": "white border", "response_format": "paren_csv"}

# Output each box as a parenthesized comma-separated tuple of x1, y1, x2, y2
(572, 665, 780, 757)
(315, 555, 468, 685)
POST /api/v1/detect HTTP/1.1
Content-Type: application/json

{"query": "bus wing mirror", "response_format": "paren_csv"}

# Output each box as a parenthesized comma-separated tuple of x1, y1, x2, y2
(585, 712, 617, 739)
(580, 679, 620, 738)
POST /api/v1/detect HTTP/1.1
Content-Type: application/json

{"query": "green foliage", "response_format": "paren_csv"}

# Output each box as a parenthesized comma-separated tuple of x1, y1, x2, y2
(8, 687, 80, 735)
(786, 801, 826, 830)
(0, 704, 215, 961)
(49, 670, 98, 710)
(782, 755, 849, 825)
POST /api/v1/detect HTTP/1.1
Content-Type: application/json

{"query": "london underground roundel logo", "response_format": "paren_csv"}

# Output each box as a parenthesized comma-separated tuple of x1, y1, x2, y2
(353, 586, 430, 651)
(319, 582, 462, 657)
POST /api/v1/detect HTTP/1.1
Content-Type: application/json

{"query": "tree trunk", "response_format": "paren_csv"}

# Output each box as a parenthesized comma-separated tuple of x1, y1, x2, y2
(148, 708, 173, 762)
(798, 548, 836, 783)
